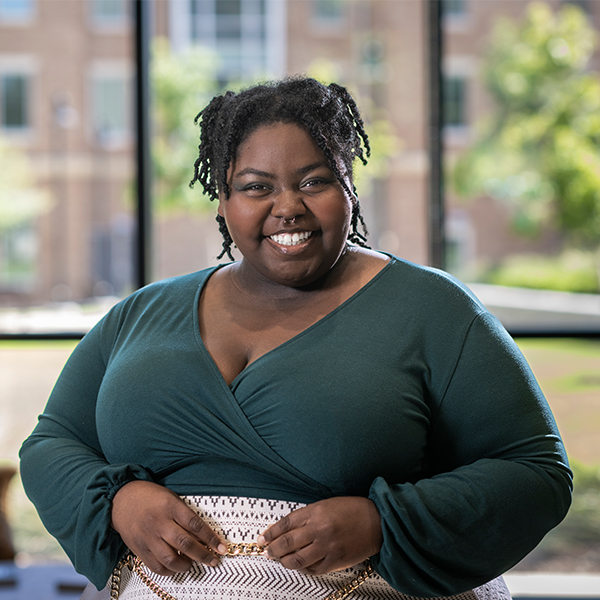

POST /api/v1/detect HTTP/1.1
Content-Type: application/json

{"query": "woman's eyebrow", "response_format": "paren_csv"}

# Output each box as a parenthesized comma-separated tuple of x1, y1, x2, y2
(234, 167, 275, 179)
(297, 161, 330, 175)
(234, 162, 330, 179)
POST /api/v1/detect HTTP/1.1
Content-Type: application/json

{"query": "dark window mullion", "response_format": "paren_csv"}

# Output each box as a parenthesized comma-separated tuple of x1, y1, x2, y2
(134, 0, 152, 290)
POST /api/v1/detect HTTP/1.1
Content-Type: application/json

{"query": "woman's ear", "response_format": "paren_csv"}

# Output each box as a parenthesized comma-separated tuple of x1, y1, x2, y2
(217, 199, 224, 217)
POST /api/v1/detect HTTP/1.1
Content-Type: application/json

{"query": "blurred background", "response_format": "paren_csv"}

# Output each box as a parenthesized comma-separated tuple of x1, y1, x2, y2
(0, 0, 599, 590)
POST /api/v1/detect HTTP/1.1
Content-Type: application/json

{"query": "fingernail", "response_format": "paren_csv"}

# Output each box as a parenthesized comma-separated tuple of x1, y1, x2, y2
(257, 535, 266, 545)
(217, 544, 227, 555)
(210, 557, 219, 567)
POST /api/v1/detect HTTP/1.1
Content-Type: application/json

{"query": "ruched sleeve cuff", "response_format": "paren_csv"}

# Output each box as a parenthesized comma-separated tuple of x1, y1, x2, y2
(53, 463, 154, 590)
(368, 460, 571, 597)
(368, 475, 455, 596)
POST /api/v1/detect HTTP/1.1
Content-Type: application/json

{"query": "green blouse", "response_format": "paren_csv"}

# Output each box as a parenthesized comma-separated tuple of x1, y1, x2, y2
(20, 256, 572, 595)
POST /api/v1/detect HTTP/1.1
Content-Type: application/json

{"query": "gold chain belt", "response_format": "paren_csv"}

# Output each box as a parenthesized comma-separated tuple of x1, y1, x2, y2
(110, 543, 374, 600)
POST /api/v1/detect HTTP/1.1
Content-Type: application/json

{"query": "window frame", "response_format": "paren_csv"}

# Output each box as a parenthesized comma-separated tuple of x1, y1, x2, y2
(1, 0, 597, 341)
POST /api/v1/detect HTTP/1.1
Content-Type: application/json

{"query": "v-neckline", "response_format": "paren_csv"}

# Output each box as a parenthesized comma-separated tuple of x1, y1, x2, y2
(193, 255, 396, 390)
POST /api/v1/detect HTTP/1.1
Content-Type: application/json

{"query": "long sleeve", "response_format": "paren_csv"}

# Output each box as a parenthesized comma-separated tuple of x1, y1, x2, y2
(369, 311, 572, 597)
(19, 312, 154, 589)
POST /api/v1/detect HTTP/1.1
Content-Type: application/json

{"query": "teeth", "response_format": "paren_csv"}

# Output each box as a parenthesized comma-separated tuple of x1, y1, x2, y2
(269, 231, 313, 246)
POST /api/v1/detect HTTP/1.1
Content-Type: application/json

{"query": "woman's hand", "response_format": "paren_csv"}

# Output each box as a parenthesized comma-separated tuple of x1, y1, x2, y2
(257, 497, 382, 575)
(111, 481, 227, 576)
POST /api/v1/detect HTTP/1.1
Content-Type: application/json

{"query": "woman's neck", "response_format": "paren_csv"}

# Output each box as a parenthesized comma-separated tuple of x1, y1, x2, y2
(228, 246, 353, 305)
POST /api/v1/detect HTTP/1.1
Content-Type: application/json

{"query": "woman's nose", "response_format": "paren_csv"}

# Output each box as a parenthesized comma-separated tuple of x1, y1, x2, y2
(271, 190, 306, 220)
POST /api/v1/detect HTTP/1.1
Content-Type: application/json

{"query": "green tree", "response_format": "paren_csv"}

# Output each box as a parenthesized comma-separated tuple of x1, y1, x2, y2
(452, 3, 600, 276)
(151, 38, 217, 213)
(0, 137, 50, 232)
(0, 138, 51, 284)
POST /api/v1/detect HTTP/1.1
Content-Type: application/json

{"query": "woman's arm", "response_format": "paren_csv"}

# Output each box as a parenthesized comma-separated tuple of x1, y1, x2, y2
(19, 314, 225, 589)
(19, 320, 155, 588)
(368, 312, 572, 596)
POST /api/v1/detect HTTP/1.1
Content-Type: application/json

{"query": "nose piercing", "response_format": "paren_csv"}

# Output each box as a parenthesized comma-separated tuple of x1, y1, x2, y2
(283, 217, 296, 224)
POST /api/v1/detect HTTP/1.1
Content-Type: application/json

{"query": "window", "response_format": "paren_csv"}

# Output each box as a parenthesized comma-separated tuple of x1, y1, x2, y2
(564, 0, 590, 13)
(91, 73, 131, 145)
(442, 0, 466, 17)
(443, 75, 467, 127)
(89, 0, 129, 27)
(183, 0, 283, 83)
(313, 0, 345, 26)
(0, 1, 598, 586)
(0, 0, 34, 22)
(1, 72, 29, 130)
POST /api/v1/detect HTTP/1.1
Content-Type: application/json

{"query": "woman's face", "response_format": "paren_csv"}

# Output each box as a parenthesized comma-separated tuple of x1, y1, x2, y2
(218, 122, 353, 288)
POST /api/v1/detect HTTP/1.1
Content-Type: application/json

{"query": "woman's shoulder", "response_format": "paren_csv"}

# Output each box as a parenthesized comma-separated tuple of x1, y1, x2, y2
(94, 265, 221, 329)
(372, 251, 488, 316)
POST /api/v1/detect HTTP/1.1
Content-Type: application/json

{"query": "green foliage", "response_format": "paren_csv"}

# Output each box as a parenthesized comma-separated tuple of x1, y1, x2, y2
(306, 58, 402, 198)
(486, 250, 599, 292)
(452, 2, 600, 248)
(0, 137, 51, 232)
(151, 38, 218, 213)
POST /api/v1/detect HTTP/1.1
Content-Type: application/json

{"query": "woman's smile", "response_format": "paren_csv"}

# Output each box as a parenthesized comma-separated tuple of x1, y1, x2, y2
(268, 230, 314, 247)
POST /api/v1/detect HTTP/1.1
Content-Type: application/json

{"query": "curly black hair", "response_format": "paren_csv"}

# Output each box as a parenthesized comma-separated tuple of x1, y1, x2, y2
(189, 76, 371, 261)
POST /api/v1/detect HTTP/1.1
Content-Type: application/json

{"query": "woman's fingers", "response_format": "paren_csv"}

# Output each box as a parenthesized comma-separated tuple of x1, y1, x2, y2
(137, 539, 195, 576)
(259, 509, 308, 549)
(111, 481, 226, 574)
(171, 500, 227, 556)
(258, 497, 383, 575)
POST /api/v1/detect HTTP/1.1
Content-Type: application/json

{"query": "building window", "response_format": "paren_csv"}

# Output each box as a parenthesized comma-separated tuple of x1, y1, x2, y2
(563, 0, 589, 12)
(89, 0, 129, 27)
(1, 72, 30, 130)
(91, 75, 131, 145)
(441, 0, 467, 17)
(0, 0, 34, 22)
(190, 0, 270, 83)
(443, 76, 467, 127)
(313, 0, 345, 25)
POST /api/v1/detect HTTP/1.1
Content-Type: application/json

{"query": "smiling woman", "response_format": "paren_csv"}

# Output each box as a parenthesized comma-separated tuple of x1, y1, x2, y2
(20, 77, 572, 600)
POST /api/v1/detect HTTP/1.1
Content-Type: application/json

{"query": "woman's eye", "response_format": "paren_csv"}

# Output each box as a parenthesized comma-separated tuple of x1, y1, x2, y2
(240, 183, 270, 194)
(302, 178, 329, 189)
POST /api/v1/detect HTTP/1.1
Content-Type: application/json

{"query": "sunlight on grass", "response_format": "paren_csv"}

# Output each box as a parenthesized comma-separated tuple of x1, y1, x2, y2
(513, 338, 600, 572)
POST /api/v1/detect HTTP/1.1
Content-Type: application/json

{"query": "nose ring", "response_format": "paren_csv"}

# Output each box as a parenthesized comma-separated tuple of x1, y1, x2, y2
(283, 217, 296, 224)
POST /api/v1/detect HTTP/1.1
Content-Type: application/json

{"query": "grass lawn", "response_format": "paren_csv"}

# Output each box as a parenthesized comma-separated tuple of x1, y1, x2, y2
(510, 338, 600, 572)
(516, 338, 600, 467)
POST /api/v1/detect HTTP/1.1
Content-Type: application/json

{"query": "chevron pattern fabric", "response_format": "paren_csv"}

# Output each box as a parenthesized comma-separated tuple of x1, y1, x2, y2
(115, 496, 511, 600)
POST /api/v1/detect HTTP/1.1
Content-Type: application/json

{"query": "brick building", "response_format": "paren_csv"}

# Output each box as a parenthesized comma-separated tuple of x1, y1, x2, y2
(0, 0, 597, 305)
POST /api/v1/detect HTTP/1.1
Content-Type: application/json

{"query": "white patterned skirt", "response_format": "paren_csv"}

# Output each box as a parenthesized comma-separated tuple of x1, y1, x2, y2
(112, 495, 511, 600)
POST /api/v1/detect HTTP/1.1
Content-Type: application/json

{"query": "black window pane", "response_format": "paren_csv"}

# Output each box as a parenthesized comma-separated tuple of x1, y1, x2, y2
(442, 0, 466, 17)
(2, 74, 28, 127)
(443, 76, 466, 126)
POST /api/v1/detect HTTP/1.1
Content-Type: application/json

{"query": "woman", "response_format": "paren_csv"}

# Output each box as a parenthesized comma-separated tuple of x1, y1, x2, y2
(20, 77, 572, 600)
